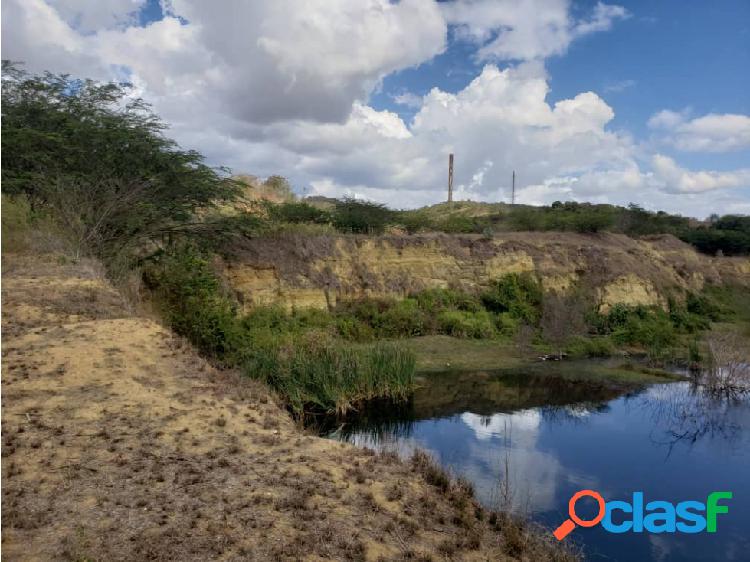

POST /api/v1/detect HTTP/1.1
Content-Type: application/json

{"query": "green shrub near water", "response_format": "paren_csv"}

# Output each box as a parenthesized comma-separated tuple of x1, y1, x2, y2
(333, 285, 519, 340)
(334, 297, 427, 337)
(495, 312, 520, 337)
(144, 247, 243, 360)
(249, 334, 415, 414)
(378, 298, 427, 337)
(480, 273, 542, 323)
(328, 276, 549, 341)
(614, 311, 675, 347)
(591, 304, 677, 361)
(335, 316, 376, 342)
(565, 335, 616, 358)
(437, 309, 497, 338)
(413, 287, 483, 313)
(685, 291, 725, 321)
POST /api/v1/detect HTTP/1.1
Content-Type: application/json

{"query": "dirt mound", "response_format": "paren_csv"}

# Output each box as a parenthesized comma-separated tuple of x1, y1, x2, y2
(1, 254, 569, 561)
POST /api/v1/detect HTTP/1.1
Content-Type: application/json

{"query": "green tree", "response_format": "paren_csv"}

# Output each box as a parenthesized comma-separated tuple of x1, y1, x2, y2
(266, 201, 331, 224)
(1, 62, 241, 261)
(332, 197, 392, 234)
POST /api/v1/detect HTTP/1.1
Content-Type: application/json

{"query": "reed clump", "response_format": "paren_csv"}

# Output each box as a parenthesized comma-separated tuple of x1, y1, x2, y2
(248, 334, 415, 414)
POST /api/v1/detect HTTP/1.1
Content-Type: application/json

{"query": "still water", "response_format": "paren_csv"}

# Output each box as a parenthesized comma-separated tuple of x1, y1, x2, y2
(325, 370, 750, 562)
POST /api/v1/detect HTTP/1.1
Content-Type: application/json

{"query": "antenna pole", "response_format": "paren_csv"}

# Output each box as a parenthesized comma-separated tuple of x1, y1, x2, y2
(511, 170, 515, 205)
(448, 153, 454, 203)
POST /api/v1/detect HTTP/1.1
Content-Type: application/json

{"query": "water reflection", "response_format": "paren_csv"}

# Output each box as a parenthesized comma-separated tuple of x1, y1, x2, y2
(637, 383, 745, 453)
(324, 370, 624, 442)
(322, 370, 750, 562)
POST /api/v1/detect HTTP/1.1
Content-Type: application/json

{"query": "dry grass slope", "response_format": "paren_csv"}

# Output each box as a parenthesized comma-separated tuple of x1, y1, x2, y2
(1, 253, 573, 561)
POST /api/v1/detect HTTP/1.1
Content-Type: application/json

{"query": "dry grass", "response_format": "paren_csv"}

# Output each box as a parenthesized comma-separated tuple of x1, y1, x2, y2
(409, 450, 579, 562)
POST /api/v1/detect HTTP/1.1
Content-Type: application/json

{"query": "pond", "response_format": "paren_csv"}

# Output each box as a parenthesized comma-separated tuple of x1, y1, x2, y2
(323, 370, 750, 562)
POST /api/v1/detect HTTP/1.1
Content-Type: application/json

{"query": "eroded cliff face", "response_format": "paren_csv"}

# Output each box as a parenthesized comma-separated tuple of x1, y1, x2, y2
(223, 232, 749, 312)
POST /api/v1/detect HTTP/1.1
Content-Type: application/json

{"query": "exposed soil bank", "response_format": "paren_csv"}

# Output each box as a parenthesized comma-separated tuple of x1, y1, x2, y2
(225, 232, 750, 311)
(1, 254, 572, 561)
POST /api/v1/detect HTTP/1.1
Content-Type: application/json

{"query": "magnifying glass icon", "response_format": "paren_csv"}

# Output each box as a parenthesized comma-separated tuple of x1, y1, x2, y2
(553, 490, 606, 540)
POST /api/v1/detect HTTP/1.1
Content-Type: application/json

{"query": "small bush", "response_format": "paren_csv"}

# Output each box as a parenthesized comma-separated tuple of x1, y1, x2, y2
(437, 310, 496, 338)
(241, 304, 293, 334)
(668, 303, 710, 334)
(439, 215, 480, 234)
(335, 297, 393, 329)
(291, 307, 337, 331)
(686, 292, 723, 321)
(413, 287, 482, 313)
(495, 312, 520, 338)
(509, 208, 546, 231)
(144, 246, 243, 360)
(396, 210, 436, 234)
(612, 311, 676, 350)
(335, 316, 375, 342)
(569, 208, 615, 233)
(480, 273, 542, 323)
(379, 299, 427, 337)
(566, 336, 616, 358)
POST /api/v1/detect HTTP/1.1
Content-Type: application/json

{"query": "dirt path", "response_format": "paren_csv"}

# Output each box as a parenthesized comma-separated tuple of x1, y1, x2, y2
(1, 253, 570, 561)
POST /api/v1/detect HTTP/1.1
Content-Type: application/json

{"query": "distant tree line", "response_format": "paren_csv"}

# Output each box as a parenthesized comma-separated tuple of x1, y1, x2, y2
(263, 198, 750, 256)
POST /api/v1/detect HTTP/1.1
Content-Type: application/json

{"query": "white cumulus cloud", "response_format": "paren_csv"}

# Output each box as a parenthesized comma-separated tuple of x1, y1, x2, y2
(651, 154, 750, 193)
(649, 110, 750, 152)
(443, 0, 628, 61)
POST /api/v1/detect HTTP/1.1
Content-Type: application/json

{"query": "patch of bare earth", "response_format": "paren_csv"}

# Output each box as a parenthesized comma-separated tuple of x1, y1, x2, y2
(2, 253, 571, 561)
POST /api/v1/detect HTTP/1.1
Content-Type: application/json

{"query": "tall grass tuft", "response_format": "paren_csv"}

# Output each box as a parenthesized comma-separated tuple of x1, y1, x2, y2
(247, 333, 415, 415)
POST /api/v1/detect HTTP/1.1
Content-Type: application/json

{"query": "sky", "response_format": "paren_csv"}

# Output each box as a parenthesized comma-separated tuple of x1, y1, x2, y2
(3, 0, 749, 217)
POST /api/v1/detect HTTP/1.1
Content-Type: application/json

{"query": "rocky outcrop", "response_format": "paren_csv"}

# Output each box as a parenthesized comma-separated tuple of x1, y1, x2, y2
(225, 232, 749, 312)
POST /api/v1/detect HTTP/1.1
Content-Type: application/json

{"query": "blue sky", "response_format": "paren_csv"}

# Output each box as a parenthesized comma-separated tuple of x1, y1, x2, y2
(370, 0, 750, 171)
(547, 0, 750, 170)
(3, 0, 750, 216)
